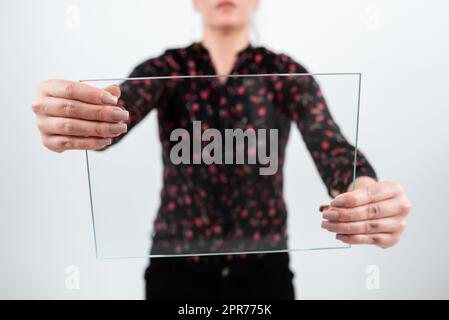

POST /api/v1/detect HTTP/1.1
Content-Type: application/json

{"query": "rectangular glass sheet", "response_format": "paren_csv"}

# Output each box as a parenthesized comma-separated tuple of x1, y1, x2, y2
(82, 73, 361, 259)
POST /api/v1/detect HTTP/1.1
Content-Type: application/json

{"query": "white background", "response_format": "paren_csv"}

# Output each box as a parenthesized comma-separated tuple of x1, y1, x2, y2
(1, 0, 448, 299)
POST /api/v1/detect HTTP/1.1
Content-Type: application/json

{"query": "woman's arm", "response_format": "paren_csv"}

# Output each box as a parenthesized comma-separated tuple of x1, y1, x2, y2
(31, 54, 168, 153)
(279, 56, 411, 248)
(104, 56, 169, 148)
(280, 61, 377, 197)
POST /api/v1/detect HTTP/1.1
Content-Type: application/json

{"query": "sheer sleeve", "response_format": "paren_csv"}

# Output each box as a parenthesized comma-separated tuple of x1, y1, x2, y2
(110, 55, 169, 146)
(280, 56, 377, 197)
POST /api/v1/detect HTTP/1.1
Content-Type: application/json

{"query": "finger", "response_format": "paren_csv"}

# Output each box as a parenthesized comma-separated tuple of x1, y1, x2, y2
(42, 134, 112, 153)
(104, 84, 121, 99)
(330, 181, 403, 208)
(38, 116, 127, 138)
(40, 79, 118, 105)
(33, 97, 129, 122)
(322, 195, 411, 222)
(322, 215, 406, 235)
(335, 233, 401, 249)
(103, 85, 129, 121)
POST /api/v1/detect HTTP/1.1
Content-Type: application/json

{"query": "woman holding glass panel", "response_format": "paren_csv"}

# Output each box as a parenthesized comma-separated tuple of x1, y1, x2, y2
(31, 0, 411, 299)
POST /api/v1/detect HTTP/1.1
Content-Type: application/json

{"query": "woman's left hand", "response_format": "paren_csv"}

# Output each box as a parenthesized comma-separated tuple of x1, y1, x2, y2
(321, 179, 411, 248)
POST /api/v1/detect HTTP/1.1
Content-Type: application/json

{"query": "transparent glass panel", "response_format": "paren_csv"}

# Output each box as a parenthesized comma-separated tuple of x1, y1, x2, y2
(82, 73, 361, 259)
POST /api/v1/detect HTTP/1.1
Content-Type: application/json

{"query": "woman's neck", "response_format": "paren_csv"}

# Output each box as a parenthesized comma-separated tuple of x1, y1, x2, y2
(201, 25, 250, 77)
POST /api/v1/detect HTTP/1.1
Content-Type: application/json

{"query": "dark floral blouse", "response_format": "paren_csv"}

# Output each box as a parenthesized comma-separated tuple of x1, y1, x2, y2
(114, 42, 377, 256)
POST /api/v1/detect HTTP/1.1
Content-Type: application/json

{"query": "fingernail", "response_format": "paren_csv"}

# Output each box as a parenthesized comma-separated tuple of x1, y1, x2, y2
(110, 123, 127, 135)
(111, 108, 129, 121)
(330, 196, 346, 207)
(101, 92, 118, 105)
(336, 234, 348, 241)
(322, 210, 339, 221)
(321, 221, 331, 229)
(97, 138, 112, 147)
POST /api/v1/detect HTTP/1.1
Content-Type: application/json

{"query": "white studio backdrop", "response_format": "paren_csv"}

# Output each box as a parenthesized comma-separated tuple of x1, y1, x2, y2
(0, 0, 448, 299)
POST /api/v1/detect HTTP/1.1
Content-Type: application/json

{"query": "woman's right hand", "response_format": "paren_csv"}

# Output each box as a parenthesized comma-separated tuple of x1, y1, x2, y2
(32, 79, 129, 153)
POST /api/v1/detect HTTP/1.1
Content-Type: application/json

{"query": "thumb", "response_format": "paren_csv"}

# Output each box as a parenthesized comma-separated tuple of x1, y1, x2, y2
(103, 84, 121, 100)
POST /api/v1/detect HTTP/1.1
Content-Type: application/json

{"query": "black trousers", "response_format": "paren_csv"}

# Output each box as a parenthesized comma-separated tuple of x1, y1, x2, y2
(144, 252, 295, 300)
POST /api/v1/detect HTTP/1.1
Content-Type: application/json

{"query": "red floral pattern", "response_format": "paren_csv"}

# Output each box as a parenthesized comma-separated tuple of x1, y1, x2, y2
(113, 43, 377, 255)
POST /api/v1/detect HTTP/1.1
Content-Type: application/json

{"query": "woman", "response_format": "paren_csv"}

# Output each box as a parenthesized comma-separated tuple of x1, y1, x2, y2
(31, 0, 411, 299)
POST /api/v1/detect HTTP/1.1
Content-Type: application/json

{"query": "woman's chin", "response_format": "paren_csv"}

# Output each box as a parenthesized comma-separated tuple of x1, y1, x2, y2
(212, 19, 245, 31)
